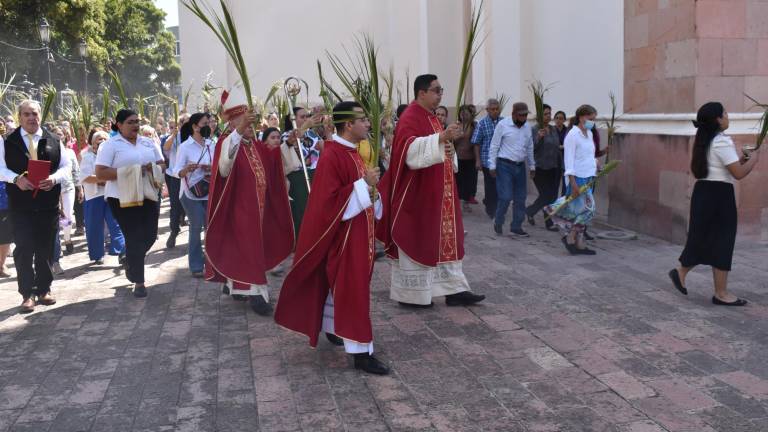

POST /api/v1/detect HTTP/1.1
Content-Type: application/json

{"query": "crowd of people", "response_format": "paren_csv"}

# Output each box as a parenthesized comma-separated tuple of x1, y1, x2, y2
(0, 73, 759, 375)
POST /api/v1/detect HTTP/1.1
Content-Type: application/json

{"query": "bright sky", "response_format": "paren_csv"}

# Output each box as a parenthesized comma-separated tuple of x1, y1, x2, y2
(155, 0, 179, 27)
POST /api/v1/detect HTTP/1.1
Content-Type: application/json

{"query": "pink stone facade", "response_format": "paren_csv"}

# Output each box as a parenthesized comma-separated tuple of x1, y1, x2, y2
(612, 0, 768, 242)
(625, 0, 768, 114)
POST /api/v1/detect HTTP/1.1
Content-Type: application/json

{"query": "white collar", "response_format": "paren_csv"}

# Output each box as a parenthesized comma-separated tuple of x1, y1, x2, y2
(332, 134, 358, 149)
(21, 127, 42, 138)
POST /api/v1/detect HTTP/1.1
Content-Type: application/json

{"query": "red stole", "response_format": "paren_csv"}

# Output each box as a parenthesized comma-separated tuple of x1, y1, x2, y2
(205, 131, 294, 285)
(376, 101, 464, 267)
(275, 141, 375, 346)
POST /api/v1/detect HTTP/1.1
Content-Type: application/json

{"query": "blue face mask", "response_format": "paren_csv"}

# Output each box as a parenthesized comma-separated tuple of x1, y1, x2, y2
(583, 120, 595, 130)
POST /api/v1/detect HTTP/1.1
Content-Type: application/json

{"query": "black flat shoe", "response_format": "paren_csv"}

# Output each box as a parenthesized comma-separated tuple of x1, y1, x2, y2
(527, 215, 535, 226)
(445, 291, 485, 306)
(668, 269, 687, 295)
(133, 285, 147, 298)
(574, 247, 596, 255)
(398, 301, 434, 309)
(353, 353, 389, 375)
(250, 295, 273, 316)
(712, 296, 748, 307)
(325, 332, 344, 346)
(561, 237, 577, 255)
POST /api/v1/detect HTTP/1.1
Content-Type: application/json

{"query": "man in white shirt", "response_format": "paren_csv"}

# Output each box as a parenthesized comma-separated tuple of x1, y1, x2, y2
(0, 100, 71, 313)
(488, 102, 536, 237)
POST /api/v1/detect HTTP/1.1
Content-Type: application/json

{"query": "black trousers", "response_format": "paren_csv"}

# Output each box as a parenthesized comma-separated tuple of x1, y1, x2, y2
(108, 198, 159, 284)
(457, 159, 478, 201)
(481, 167, 497, 217)
(165, 175, 185, 234)
(73, 198, 84, 229)
(11, 208, 58, 299)
(527, 168, 562, 221)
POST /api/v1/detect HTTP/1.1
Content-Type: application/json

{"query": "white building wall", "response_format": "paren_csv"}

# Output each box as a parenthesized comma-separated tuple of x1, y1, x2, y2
(179, 0, 624, 117)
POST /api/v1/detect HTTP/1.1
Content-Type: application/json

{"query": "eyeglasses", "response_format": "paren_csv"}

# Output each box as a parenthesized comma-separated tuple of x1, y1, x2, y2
(428, 87, 444, 95)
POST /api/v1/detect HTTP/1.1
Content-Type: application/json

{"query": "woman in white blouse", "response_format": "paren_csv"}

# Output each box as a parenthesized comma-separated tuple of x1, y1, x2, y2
(174, 112, 215, 278)
(95, 109, 165, 298)
(669, 102, 761, 306)
(546, 104, 599, 255)
(79, 129, 125, 265)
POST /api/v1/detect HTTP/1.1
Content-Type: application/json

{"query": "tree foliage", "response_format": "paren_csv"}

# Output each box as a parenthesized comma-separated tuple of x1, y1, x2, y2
(0, 0, 179, 97)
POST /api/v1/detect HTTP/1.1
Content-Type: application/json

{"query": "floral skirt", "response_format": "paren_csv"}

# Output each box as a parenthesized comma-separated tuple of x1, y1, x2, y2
(544, 176, 595, 234)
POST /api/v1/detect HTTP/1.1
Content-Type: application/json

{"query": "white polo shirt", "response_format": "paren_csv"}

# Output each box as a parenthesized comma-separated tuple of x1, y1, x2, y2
(95, 134, 164, 199)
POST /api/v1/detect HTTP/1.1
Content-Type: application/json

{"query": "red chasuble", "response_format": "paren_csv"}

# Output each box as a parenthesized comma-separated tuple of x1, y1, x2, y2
(376, 101, 464, 267)
(275, 141, 376, 347)
(205, 131, 295, 285)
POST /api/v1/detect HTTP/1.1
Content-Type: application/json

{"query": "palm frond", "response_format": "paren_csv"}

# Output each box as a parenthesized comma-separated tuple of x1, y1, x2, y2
(744, 93, 768, 152)
(495, 93, 510, 113)
(604, 91, 619, 161)
(528, 80, 554, 128)
(40, 85, 57, 125)
(0, 72, 15, 106)
(183, 0, 256, 124)
(326, 33, 386, 166)
(101, 86, 111, 122)
(455, 0, 486, 121)
(108, 68, 128, 109)
(317, 60, 340, 112)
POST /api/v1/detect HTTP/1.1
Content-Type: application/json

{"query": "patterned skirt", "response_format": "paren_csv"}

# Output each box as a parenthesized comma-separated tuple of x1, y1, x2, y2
(544, 176, 595, 234)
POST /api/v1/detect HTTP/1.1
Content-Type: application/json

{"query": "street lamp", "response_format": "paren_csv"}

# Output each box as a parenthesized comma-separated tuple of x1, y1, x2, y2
(39, 18, 53, 85)
(78, 38, 88, 93)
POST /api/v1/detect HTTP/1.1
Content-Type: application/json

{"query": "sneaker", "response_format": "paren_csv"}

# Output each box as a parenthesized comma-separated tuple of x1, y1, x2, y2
(510, 228, 529, 237)
(133, 285, 148, 298)
(493, 224, 502, 235)
(52, 262, 65, 275)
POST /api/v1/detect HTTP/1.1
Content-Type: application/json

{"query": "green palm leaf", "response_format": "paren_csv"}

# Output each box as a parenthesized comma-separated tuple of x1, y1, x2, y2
(455, 0, 486, 121)
(40, 85, 57, 125)
(108, 68, 128, 109)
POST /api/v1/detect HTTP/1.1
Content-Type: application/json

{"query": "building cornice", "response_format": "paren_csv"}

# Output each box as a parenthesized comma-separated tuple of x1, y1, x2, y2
(602, 113, 764, 136)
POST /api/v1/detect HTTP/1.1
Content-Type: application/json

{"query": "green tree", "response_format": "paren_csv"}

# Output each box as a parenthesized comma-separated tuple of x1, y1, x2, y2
(0, 0, 178, 99)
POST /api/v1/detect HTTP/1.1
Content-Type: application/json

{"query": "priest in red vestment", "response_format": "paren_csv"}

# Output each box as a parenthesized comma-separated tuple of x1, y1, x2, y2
(205, 95, 294, 316)
(377, 74, 485, 308)
(275, 101, 388, 375)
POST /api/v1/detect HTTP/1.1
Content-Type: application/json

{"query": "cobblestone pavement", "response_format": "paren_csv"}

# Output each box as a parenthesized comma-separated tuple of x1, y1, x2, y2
(1, 200, 768, 432)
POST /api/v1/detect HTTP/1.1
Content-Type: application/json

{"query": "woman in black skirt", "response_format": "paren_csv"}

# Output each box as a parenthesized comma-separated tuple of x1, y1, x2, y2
(668, 102, 760, 306)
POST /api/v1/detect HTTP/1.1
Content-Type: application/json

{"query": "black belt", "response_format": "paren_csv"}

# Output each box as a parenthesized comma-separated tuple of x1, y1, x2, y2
(497, 158, 524, 165)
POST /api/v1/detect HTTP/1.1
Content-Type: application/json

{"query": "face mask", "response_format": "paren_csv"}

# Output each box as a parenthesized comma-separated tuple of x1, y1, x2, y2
(199, 126, 212, 138)
(583, 120, 595, 130)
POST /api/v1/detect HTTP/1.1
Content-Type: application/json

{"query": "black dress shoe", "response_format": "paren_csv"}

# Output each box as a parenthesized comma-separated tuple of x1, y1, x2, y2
(712, 296, 748, 306)
(353, 353, 389, 375)
(398, 301, 434, 309)
(493, 224, 502, 235)
(374, 251, 386, 261)
(668, 269, 687, 295)
(510, 228, 529, 237)
(445, 291, 485, 306)
(222, 284, 230, 295)
(325, 333, 344, 346)
(527, 215, 535, 226)
(166, 232, 178, 249)
(250, 296, 273, 316)
(133, 285, 147, 298)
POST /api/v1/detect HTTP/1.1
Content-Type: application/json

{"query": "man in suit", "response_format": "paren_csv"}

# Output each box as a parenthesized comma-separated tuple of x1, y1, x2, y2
(0, 100, 71, 313)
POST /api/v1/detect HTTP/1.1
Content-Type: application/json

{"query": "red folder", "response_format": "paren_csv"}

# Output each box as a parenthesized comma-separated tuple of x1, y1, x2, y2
(27, 159, 51, 198)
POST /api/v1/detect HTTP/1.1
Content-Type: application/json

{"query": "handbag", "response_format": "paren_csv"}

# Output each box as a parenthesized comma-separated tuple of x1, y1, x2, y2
(185, 143, 211, 199)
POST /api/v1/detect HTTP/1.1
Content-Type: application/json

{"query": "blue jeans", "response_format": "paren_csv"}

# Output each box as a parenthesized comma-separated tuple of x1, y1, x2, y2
(84, 197, 125, 261)
(494, 159, 528, 230)
(180, 194, 207, 273)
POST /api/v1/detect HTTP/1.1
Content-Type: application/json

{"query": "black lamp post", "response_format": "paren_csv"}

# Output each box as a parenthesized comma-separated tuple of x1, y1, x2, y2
(39, 18, 53, 85)
(78, 38, 88, 93)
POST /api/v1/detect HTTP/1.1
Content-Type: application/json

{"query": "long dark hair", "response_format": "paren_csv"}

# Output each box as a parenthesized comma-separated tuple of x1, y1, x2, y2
(691, 102, 724, 179)
(180, 112, 209, 142)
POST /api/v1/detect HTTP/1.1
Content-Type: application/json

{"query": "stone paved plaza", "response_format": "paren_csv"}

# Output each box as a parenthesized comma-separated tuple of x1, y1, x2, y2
(1, 201, 768, 432)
